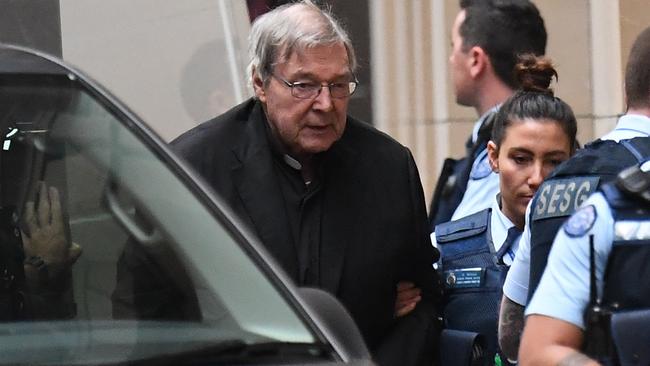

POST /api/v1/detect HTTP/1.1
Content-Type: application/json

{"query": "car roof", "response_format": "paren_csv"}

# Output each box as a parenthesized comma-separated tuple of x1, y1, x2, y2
(0, 45, 69, 75)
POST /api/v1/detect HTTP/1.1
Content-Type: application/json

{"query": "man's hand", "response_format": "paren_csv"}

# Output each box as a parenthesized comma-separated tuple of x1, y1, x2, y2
(22, 182, 82, 269)
(395, 281, 421, 317)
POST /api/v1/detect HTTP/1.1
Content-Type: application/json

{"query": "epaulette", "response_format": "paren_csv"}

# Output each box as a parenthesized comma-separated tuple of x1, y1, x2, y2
(435, 209, 490, 244)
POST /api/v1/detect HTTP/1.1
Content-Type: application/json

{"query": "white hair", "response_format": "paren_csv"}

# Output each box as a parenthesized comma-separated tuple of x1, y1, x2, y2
(247, 0, 357, 89)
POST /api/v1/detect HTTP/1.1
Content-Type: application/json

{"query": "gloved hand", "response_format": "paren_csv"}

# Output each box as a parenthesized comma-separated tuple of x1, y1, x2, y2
(21, 182, 82, 282)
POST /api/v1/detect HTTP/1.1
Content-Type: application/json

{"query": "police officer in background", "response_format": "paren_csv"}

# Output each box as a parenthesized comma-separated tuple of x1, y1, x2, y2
(497, 26, 650, 362)
(520, 158, 650, 365)
(428, 0, 547, 228)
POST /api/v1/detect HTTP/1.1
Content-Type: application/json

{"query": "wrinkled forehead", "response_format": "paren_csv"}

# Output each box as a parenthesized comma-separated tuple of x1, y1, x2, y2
(275, 42, 352, 74)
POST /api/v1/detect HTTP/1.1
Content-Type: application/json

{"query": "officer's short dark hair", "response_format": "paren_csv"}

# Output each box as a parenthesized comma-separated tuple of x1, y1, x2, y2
(492, 54, 577, 153)
(625, 26, 650, 109)
(459, 0, 547, 89)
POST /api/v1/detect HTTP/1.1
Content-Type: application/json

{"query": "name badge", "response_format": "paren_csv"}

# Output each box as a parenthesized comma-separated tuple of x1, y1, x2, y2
(532, 176, 600, 221)
(444, 267, 485, 289)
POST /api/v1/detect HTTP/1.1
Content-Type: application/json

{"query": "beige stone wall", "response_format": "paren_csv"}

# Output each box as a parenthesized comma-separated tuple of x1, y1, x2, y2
(60, 0, 251, 142)
(620, 0, 650, 103)
(370, 0, 648, 206)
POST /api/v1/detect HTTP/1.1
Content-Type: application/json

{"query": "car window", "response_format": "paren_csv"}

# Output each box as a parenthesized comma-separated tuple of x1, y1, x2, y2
(0, 50, 320, 365)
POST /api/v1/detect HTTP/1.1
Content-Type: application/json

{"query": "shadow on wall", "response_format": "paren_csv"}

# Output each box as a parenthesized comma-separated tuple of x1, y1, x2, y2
(179, 40, 239, 124)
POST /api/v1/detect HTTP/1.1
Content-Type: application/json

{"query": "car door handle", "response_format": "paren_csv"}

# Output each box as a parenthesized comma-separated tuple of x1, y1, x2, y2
(104, 184, 162, 247)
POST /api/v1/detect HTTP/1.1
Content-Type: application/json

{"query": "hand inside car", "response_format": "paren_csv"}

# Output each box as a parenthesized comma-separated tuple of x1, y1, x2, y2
(395, 281, 421, 317)
(21, 182, 82, 283)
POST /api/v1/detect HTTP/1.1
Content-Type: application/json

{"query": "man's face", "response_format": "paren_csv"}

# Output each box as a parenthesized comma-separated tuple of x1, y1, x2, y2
(449, 10, 474, 107)
(254, 43, 351, 159)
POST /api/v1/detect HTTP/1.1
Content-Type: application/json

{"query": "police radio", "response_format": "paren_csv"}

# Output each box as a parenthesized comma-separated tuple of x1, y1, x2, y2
(616, 163, 650, 203)
(582, 234, 616, 362)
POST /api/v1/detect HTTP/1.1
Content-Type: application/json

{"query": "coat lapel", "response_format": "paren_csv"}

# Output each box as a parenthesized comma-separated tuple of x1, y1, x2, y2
(230, 104, 299, 280)
(319, 130, 360, 295)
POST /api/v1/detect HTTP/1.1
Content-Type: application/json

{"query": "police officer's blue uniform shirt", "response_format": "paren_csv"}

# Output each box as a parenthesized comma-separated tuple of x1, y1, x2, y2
(502, 202, 533, 305)
(490, 194, 519, 265)
(451, 106, 501, 221)
(525, 192, 612, 329)
(502, 113, 650, 306)
(600, 114, 650, 142)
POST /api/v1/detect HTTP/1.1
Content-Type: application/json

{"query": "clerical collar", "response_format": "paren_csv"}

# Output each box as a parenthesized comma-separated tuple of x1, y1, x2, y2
(283, 154, 302, 170)
(262, 118, 299, 168)
(262, 117, 324, 185)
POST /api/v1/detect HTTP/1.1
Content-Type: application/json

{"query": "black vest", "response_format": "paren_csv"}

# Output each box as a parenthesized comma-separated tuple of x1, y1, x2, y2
(583, 180, 650, 365)
(527, 137, 650, 302)
(437, 209, 517, 365)
(601, 183, 650, 309)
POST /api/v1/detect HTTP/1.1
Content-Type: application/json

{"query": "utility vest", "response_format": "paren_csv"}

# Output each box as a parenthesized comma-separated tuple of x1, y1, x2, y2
(436, 209, 517, 365)
(528, 137, 650, 302)
(581, 165, 650, 366)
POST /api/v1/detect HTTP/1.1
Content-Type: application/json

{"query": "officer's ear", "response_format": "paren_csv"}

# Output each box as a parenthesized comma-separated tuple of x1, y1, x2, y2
(468, 46, 488, 79)
(487, 140, 499, 173)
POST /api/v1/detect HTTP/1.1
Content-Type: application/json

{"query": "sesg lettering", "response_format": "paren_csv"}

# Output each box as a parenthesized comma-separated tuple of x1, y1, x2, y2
(533, 176, 600, 220)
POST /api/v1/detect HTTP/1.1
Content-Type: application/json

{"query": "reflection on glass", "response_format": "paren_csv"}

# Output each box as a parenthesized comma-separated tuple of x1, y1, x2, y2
(0, 52, 319, 364)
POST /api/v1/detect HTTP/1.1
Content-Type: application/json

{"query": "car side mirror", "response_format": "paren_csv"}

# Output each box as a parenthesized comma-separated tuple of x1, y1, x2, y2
(297, 287, 372, 363)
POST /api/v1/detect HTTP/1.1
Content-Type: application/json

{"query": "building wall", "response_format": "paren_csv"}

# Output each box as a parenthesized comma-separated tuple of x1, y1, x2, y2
(59, 0, 251, 142)
(620, 0, 650, 98)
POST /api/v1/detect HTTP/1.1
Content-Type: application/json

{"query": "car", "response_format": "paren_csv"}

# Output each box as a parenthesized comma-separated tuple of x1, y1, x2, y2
(0, 44, 374, 366)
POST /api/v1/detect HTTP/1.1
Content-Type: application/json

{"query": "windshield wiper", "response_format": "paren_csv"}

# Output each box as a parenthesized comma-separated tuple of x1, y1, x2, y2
(130, 340, 334, 365)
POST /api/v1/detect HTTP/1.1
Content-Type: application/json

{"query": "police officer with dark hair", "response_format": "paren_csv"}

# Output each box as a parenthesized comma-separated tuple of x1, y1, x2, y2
(429, 0, 547, 228)
(436, 55, 577, 366)
(520, 157, 650, 365)
(499, 26, 650, 362)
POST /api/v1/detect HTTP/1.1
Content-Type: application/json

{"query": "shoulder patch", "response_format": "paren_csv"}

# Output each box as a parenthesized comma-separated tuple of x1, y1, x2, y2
(435, 209, 490, 243)
(532, 176, 600, 221)
(470, 150, 493, 180)
(563, 204, 597, 237)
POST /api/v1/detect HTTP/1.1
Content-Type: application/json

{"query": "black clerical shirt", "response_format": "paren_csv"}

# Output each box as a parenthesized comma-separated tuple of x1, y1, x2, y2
(265, 125, 324, 287)
(271, 154, 323, 287)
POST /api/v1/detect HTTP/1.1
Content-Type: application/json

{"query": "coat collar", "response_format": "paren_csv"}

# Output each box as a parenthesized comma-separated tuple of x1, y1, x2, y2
(230, 101, 299, 280)
(314, 123, 360, 294)
(230, 99, 360, 293)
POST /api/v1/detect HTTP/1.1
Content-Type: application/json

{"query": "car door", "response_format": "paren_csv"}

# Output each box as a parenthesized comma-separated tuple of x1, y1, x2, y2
(0, 45, 372, 366)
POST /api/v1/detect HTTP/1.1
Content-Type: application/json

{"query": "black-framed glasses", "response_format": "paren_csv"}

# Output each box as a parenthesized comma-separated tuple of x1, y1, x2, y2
(273, 74, 358, 99)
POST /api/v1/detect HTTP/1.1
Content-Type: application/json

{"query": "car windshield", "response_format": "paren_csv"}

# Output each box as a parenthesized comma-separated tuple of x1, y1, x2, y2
(0, 48, 319, 365)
